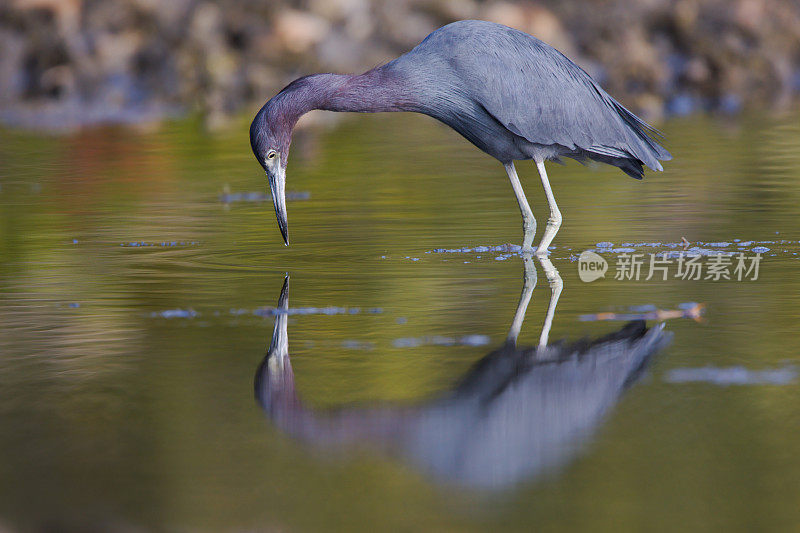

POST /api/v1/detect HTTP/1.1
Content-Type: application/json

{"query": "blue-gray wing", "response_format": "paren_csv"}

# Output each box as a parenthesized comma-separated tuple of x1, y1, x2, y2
(423, 21, 671, 172)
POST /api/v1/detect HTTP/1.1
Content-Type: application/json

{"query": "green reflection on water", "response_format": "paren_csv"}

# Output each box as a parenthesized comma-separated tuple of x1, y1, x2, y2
(1, 110, 800, 531)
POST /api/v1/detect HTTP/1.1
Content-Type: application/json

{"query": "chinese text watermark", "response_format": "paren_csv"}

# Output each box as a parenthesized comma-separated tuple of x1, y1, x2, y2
(579, 252, 761, 282)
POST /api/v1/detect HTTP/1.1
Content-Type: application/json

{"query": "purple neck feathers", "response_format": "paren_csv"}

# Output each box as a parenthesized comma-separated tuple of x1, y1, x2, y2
(264, 67, 416, 138)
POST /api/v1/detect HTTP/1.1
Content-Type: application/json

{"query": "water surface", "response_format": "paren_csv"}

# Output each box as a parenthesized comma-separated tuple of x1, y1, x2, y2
(2, 111, 800, 531)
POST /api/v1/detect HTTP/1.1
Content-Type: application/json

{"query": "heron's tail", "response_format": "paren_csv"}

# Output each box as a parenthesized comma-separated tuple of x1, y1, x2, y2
(585, 152, 647, 180)
(581, 88, 671, 178)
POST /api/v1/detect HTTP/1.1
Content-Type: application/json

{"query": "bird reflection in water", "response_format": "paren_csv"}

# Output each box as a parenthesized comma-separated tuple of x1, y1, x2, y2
(255, 257, 672, 489)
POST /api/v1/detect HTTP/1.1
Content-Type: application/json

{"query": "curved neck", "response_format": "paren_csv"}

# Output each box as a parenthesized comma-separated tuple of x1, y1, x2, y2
(267, 68, 417, 131)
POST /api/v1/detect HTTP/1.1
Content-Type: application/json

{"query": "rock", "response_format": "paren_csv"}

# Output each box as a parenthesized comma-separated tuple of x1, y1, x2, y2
(273, 9, 330, 54)
(1, 0, 800, 130)
(481, 2, 574, 55)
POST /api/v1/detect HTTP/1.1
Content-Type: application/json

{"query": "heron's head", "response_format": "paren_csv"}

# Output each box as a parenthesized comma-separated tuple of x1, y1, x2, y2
(250, 105, 291, 245)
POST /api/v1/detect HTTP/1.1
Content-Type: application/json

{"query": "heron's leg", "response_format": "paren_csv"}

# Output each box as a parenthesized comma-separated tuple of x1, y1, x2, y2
(534, 160, 562, 256)
(507, 255, 537, 345)
(504, 163, 536, 252)
(536, 255, 563, 347)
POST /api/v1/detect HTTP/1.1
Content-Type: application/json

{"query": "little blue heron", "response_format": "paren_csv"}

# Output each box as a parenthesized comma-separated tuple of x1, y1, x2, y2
(250, 20, 671, 253)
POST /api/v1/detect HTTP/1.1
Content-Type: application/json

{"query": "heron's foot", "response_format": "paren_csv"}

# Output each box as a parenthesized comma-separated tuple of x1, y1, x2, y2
(522, 238, 535, 254)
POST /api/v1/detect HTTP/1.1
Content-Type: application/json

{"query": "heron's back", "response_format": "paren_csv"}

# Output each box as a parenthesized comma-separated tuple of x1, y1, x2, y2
(390, 20, 671, 177)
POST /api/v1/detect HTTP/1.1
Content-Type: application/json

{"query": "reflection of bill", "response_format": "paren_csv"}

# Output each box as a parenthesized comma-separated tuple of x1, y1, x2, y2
(578, 251, 608, 282)
(255, 274, 672, 489)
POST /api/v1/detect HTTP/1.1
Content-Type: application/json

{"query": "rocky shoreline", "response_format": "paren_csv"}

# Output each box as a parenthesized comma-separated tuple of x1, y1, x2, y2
(1, 0, 799, 131)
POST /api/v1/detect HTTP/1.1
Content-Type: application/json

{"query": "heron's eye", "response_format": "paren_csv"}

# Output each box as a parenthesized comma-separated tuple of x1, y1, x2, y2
(266, 150, 277, 161)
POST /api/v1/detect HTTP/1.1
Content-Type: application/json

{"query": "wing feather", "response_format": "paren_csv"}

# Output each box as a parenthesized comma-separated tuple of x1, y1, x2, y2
(431, 22, 670, 170)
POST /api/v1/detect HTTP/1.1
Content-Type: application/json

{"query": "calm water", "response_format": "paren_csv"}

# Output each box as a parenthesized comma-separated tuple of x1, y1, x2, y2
(2, 110, 800, 532)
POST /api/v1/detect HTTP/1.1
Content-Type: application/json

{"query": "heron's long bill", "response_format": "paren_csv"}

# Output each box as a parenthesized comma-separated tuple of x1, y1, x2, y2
(267, 166, 289, 245)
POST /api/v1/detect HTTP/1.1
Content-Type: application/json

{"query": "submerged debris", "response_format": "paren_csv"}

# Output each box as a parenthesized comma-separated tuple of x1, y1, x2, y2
(429, 244, 523, 254)
(219, 191, 310, 203)
(121, 241, 199, 247)
(150, 305, 381, 319)
(151, 308, 198, 319)
(392, 334, 490, 348)
(665, 365, 797, 386)
(579, 303, 704, 322)
(584, 239, 794, 258)
(253, 306, 363, 316)
(341, 340, 376, 351)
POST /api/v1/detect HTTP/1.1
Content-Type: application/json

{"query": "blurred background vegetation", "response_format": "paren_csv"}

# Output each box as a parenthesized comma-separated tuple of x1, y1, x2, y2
(1, 0, 800, 131)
